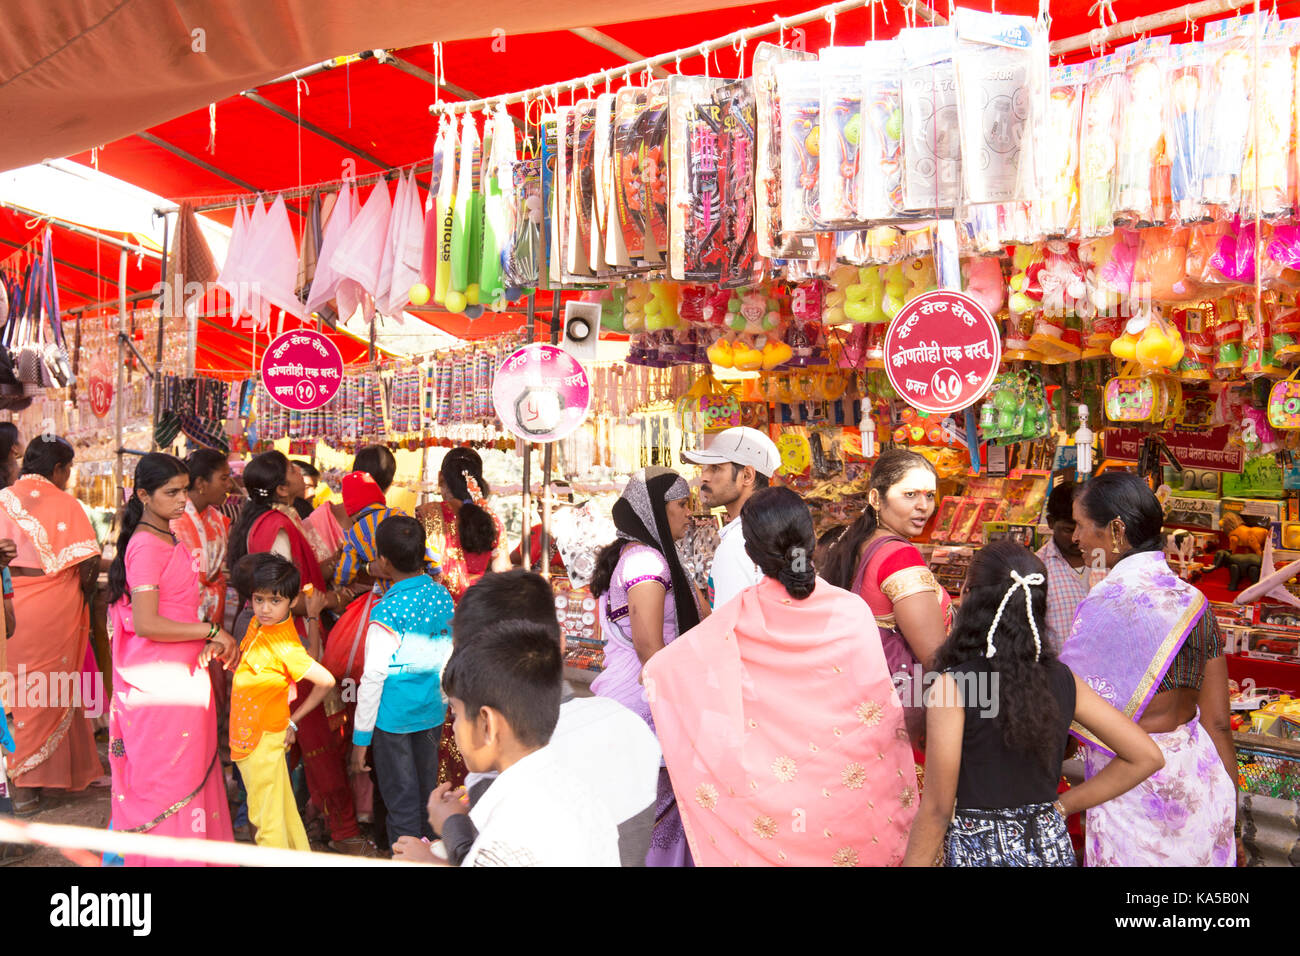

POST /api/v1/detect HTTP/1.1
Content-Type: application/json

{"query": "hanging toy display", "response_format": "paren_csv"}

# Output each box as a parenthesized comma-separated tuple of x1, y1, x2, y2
(978, 371, 1050, 444)
(1038, 62, 1086, 237)
(900, 25, 962, 213)
(776, 59, 824, 237)
(1169, 303, 1215, 381)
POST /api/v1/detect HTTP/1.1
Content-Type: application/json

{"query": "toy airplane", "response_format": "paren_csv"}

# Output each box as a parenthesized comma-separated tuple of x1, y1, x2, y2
(1234, 537, 1300, 611)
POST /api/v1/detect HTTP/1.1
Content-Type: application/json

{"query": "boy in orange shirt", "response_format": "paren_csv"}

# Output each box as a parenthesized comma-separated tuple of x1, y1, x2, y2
(229, 554, 335, 850)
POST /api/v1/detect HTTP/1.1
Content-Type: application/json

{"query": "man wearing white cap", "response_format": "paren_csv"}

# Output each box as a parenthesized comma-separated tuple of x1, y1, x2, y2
(682, 426, 782, 611)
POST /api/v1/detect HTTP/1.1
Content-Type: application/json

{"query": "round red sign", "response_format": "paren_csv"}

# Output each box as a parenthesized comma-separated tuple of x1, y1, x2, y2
(883, 290, 1001, 415)
(87, 358, 113, 419)
(260, 329, 344, 411)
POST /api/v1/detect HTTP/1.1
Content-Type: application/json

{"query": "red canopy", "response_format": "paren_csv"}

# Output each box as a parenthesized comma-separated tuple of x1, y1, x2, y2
(0, 0, 1291, 372)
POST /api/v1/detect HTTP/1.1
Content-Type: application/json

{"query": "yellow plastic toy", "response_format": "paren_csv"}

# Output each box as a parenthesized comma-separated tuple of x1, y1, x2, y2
(822, 264, 857, 326)
(882, 263, 908, 320)
(623, 280, 651, 332)
(845, 267, 887, 324)
(904, 257, 936, 304)
(645, 281, 681, 331)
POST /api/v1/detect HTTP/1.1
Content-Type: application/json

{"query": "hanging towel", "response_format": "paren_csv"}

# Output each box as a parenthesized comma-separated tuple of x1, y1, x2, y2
(165, 200, 219, 321)
(295, 188, 324, 305)
(331, 181, 392, 323)
(240, 194, 302, 323)
(216, 200, 251, 319)
(384, 171, 426, 315)
(307, 181, 356, 315)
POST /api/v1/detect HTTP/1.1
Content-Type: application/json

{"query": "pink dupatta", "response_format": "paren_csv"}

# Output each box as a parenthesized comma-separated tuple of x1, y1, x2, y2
(644, 577, 917, 867)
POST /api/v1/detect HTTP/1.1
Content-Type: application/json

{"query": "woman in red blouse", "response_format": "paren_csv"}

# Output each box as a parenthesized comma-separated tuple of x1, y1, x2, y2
(823, 448, 952, 749)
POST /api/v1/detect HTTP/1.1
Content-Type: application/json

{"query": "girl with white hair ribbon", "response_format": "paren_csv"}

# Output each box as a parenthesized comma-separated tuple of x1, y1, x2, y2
(903, 541, 1164, 867)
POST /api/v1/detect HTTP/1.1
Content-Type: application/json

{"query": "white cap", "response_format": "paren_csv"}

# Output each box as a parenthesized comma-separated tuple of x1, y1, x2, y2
(682, 427, 782, 477)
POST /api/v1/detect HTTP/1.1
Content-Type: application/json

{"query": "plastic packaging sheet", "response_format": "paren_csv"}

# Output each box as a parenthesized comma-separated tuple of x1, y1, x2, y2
(753, 42, 818, 260)
(901, 25, 962, 213)
(1115, 37, 1172, 225)
(952, 9, 1042, 206)
(1079, 51, 1125, 238)
(776, 58, 825, 236)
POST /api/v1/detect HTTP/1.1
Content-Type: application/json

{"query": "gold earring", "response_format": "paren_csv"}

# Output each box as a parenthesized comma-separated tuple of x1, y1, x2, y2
(1111, 525, 1122, 553)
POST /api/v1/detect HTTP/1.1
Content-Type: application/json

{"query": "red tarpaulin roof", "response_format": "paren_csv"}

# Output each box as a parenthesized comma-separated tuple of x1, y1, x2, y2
(2, 0, 1294, 372)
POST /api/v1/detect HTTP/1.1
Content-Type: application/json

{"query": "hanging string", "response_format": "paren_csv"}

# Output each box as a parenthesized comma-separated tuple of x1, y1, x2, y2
(775, 15, 785, 48)
(207, 103, 217, 154)
(701, 45, 710, 78)
(825, 8, 837, 47)
(295, 76, 310, 192)
(870, 0, 876, 42)
(732, 33, 747, 77)
(345, 57, 353, 130)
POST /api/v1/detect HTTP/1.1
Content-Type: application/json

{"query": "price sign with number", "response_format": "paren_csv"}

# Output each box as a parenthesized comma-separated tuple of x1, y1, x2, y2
(492, 344, 592, 443)
(260, 329, 344, 411)
(883, 290, 1001, 415)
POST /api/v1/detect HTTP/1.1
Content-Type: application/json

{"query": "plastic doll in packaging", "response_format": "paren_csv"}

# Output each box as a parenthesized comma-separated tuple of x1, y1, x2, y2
(1115, 38, 1172, 226)
(1165, 43, 1206, 224)
(1038, 63, 1086, 236)
(1199, 18, 1256, 214)
(1078, 52, 1125, 238)
(1080, 229, 1137, 338)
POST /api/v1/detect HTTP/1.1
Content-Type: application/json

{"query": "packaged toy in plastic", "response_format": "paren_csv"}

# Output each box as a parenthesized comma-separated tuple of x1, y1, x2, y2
(900, 26, 962, 213)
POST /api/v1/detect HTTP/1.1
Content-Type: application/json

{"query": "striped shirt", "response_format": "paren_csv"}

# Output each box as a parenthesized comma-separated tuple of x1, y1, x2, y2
(1036, 538, 1095, 654)
(333, 504, 439, 590)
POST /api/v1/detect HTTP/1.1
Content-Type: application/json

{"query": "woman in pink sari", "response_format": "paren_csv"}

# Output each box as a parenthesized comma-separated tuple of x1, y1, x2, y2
(1063, 472, 1238, 866)
(0, 437, 105, 811)
(107, 453, 238, 864)
(645, 488, 917, 866)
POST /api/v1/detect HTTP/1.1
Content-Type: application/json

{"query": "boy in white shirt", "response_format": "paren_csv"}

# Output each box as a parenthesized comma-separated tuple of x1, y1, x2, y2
(393, 570, 660, 866)
(437, 619, 619, 867)
(683, 426, 782, 610)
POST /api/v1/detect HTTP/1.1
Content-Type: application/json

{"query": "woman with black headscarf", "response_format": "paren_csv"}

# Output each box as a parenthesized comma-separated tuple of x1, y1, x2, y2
(590, 466, 704, 866)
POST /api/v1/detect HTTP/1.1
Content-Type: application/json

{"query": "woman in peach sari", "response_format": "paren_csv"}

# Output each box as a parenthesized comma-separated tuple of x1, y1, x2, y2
(645, 488, 918, 866)
(0, 437, 105, 813)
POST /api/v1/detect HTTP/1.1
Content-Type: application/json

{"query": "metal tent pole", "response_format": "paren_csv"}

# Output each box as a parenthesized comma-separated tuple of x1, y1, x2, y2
(540, 296, 561, 579)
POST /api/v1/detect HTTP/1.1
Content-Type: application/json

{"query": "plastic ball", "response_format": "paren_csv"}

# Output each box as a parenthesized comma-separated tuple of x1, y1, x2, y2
(844, 113, 862, 146)
(445, 290, 468, 314)
(886, 109, 902, 141)
(465, 283, 481, 306)
(806, 127, 820, 157)
(409, 282, 431, 306)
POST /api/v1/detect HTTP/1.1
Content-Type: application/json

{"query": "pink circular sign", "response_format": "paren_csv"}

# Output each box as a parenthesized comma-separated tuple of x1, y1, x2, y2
(492, 344, 592, 442)
(884, 290, 1001, 415)
(260, 329, 345, 411)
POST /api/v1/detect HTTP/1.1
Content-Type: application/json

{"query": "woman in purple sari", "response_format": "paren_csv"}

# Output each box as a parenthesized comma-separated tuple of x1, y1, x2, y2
(589, 467, 704, 866)
(1063, 473, 1238, 866)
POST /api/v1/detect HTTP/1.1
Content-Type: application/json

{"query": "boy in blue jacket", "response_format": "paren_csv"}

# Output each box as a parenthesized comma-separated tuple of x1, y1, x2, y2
(350, 515, 454, 850)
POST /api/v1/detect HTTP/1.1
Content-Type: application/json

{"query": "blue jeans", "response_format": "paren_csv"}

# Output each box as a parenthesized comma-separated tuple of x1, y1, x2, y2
(371, 726, 441, 848)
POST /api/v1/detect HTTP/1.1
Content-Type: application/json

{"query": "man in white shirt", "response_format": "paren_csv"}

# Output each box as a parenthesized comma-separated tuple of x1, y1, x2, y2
(683, 426, 782, 610)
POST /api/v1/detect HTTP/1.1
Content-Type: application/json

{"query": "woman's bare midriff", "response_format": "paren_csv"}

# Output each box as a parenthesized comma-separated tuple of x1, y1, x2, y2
(1136, 686, 1199, 735)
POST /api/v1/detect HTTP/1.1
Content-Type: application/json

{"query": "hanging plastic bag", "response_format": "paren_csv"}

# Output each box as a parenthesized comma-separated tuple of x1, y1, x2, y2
(668, 75, 726, 282)
(952, 9, 1040, 206)
(1078, 50, 1126, 238)
(1199, 14, 1261, 215)
(714, 78, 761, 288)
(1037, 62, 1087, 237)
(449, 113, 481, 307)
(612, 86, 649, 265)
(754, 43, 818, 259)
(900, 26, 962, 212)
(477, 106, 510, 305)
(641, 81, 671, 265)
(776, 59, 824, 236)
(818, 47, 864, 226)
(1165, 42, 1207, 224)
(1115, 37, 1172, 225)
(857, 40, 911, 222)
(1241, 18, 1295, 219)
